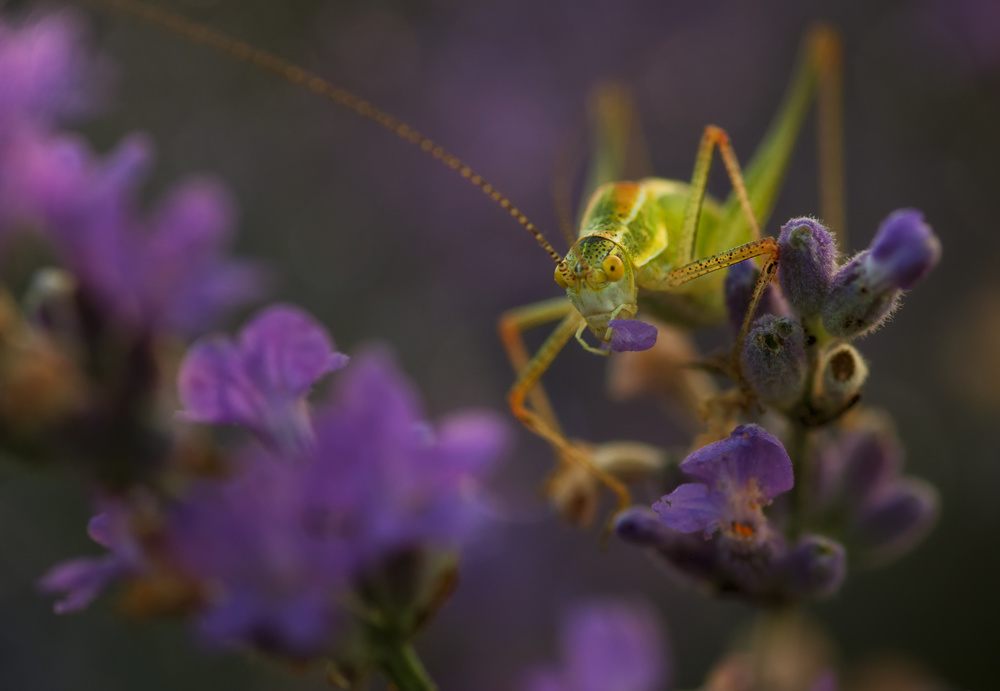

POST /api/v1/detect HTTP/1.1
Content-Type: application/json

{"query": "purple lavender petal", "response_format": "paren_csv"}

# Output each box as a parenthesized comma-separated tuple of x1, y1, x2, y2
(177, 338, 264, 427)
(680, 425, 793, 501)
(606, 318, 657, 352)
(178, 305, 346, 450)
(238, 304, 347, 398)
(653, 483, 719, 534)
(38, 557, 121, 613)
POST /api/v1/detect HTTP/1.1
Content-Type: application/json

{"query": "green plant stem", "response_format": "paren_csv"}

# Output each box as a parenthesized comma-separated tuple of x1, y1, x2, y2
(787, 419, 812, 538)
(377, 640, 438, 691)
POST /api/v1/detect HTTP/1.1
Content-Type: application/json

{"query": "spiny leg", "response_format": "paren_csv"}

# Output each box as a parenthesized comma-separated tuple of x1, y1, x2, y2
(647, 236, 780, 377)
(498, 297, 575, 439)
(677, 125, 761, 267)
(715, 25, 846, 253)
(499, 302, 633, 520)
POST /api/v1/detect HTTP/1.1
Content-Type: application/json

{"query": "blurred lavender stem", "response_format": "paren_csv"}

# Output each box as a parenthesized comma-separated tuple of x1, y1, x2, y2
(374, 639, 437, 691)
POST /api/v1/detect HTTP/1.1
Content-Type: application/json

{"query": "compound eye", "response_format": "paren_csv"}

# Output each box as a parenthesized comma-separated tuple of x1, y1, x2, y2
(602, 255, 625, 281)
(554, 266, 572, 288)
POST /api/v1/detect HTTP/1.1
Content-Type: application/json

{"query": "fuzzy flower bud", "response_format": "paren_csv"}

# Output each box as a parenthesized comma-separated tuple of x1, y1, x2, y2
(777, 218, 837, 317)
(724, 259, 788, 336)
(822, 210, 940, 339)
(740, 315, 807, 409)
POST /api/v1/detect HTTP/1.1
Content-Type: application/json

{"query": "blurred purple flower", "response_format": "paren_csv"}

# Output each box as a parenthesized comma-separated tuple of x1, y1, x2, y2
(178, 304, 348, 452)
(170, 346, 507, 653)
(652, 425, 793, 543)
(0, 10, 104, 133)
(811, 418, 939, 564)
(523, 600, 669, 691)
(45, 328, 508, 657)
(38, 501, 144, 614)
(18, 132, 266, 335)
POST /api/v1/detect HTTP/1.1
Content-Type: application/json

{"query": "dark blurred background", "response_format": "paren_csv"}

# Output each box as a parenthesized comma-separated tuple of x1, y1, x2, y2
(1, 0, 998, 688)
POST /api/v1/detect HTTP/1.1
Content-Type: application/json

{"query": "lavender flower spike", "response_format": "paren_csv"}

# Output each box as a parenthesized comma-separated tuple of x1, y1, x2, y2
(523, 601, 669, 691)
(823, 210, 941, 339)
(178, 304, 348, 451)
(653, 425, 793, 543)
(169, 348, 507, 655)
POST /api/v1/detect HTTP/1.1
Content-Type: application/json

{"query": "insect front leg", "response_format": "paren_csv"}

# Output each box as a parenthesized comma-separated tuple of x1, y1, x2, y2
(642, 237, 780, 380)
(498, 299, 634, 526)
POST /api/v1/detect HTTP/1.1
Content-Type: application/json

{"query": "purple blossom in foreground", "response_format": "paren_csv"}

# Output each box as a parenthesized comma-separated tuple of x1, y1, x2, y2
(43, 311, 508, 656)
(617, 426, 846, 602)
(653, 425, 792, 543)
(178, 304, 348, 452)
(523, 600, 669, 691)
(605, 318, 658, 352)
(176, 348, 506, 653)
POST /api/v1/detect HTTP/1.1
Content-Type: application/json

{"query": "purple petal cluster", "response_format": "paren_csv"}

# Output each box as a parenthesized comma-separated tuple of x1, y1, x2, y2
(23, 134, 265, 336)
(523, 601, 669, 691)
(617, 426, 847, 602)
(653, 425, 793, 543)
(0, 13, 262, 337)
(179, 304, 348, 452)
(43, 305, 508, 656)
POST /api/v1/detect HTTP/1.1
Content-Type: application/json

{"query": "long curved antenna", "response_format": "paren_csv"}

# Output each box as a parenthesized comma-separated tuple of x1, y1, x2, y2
(78, 0, 571, 273)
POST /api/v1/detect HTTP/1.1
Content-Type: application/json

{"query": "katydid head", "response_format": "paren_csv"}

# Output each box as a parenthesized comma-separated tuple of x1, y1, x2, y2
(555, 235, 638, 340)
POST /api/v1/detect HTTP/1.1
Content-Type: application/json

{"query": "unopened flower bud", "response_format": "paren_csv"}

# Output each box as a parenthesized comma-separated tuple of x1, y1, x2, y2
(853, 477, 939, 562)
(822, 210, 940, 339)
(813, 343, 868, 413)
(724, 260, 788, 336)
(777, 218, 837, 317)
(740, 316, 807, 408)
(785, 535, 846, 599)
